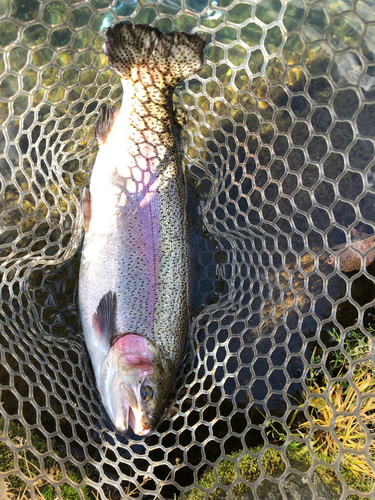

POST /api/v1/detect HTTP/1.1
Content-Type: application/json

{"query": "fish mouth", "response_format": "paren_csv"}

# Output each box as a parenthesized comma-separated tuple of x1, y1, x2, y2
(118, 384, 152, 436)
(128, 405, 152, 436)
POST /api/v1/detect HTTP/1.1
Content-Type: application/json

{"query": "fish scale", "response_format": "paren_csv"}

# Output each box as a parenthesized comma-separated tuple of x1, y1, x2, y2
(78, 22, 206, 435)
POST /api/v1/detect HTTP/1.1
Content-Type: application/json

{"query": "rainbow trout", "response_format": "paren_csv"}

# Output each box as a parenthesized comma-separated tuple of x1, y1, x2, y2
(78, 23, 205, 435)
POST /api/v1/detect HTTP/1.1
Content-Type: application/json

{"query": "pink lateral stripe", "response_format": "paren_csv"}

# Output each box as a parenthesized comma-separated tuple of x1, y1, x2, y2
(134, 149, 161, 329)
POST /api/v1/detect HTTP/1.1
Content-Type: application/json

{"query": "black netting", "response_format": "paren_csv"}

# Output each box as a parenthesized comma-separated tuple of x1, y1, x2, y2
(1, 0, 375, 499)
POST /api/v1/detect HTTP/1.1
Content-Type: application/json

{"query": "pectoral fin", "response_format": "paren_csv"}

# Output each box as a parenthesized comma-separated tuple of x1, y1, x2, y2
(92, 291, 117, 344)
(82, 187, 91, 232)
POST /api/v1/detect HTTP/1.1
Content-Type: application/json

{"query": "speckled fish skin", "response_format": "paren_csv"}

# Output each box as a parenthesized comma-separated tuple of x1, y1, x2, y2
(78, 22, 206, 435)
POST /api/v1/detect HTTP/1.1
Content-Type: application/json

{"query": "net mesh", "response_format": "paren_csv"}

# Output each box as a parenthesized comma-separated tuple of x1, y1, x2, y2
(1, 0, 375, 498)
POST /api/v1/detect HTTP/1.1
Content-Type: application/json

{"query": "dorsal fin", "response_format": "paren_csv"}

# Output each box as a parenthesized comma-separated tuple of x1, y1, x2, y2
(92, 291, 117, 344)
(95, 106, 119, 145)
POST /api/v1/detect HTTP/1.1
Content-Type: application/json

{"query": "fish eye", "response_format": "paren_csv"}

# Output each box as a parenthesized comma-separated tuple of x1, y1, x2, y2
(141, 385, 154, 402)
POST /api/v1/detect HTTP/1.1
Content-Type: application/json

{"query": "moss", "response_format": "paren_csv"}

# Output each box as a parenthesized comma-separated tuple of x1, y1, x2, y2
(185, 489, 206, 500)
(185, 447, 288, 499)
(35, 482, 59, 500)
(0, 417, 28, 494)
(261, 448, 286, 477)
(287, 441, 374, 497)
(185, 452, 252, 499)
(314, 465, 341, 495)
(340, 468, 374, 496)
(0, 439, 27, 494)
(185, 441, 375, 500)
(286, 444, 312, 471)
(238, 452, 260, 484)
(60, 482, 86, 500)
(0, 441, 14, 472)
(0, 417, 96, 499)
(217, 458, 236, 487)
(0, 417, 27, 441)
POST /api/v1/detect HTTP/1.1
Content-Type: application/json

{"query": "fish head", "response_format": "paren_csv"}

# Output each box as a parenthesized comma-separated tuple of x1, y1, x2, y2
(99, 333, 173, 436)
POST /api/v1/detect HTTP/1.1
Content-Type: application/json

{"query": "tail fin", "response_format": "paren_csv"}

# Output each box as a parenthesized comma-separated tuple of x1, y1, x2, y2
(104, 22, 206, 88)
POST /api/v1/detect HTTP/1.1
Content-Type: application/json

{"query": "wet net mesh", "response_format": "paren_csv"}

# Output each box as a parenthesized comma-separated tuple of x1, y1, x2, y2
(1, 0, 375, 498)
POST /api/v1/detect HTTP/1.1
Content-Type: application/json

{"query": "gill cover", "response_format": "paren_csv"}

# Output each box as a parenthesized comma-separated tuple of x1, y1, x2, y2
(99, 331, 174, 435)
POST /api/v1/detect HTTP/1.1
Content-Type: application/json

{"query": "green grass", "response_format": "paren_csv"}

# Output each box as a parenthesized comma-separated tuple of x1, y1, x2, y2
(299, 327, 375, 497)
(185, 327, 375, 500)
(327, 327, 374, 374)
